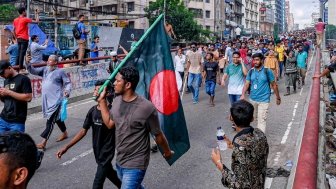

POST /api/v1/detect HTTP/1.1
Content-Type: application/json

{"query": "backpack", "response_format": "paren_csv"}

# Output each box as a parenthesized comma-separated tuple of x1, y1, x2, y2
(72, 23, 81, 40)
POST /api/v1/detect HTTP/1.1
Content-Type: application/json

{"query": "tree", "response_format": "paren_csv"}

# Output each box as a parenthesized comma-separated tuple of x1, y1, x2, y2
(0, 4, 18, 23)
(144, 0, 209, 42)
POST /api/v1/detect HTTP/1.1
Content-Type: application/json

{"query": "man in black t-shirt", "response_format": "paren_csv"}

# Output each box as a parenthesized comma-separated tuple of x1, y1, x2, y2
(202, 52, 219, 107)
(56, 80, 121, 189)
(0, 60, 32, 133)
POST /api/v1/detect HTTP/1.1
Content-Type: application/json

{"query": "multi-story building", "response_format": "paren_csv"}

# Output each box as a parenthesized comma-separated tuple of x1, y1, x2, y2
(214, 0, 226, 37)
(288, 13, 294, 32)
(259, 2, 274, 36)
(185, 0, 215, 31)
(242, 0, 259, 35)
(293, 23, 299, 31)
(328, 0, 336, 25)
(285, 0, 289, 32)
(263, 0, 285, 33)
(311, 12, 319, 27)
(66, 0, 149, 29)
(224, 0, 243, 37)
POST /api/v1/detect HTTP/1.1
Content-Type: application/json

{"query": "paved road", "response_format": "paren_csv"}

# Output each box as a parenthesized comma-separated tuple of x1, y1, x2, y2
(27, 53, 315, 189)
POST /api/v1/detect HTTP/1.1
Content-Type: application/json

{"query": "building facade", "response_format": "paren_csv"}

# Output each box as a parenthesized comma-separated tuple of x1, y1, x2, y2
(285, 0, 289, 32)
(242, 0, 259, 35)
(185, 0, 216, 31)
(288, 13, 294, 31)
(259, 2, 274, 36)
(223, 0, 243, 38)
(311, 12, 319, 26)
(263, 0, 285, 33)
(328, 0, 336, 25)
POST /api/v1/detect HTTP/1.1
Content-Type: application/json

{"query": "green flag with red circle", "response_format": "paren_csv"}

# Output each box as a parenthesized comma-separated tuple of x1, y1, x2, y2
(120, 15, 190, 165)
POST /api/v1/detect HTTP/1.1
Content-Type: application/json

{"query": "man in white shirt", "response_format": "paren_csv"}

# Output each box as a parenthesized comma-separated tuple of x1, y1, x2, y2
(235, 27, 242, 40)
(174, 48, 186, 84)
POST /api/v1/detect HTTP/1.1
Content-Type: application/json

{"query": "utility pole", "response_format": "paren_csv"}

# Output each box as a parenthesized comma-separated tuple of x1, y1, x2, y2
(53, 0, 58, 48)
(27, 0, 30, 18)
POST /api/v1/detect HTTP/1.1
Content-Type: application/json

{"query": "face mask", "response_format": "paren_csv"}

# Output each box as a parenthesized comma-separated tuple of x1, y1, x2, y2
(247, 53, 252, 56)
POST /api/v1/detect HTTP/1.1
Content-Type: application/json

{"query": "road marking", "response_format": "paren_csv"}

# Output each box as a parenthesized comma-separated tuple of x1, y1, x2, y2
(281, 101, 299, 144)
(274, 151, 281, 165)
(267, 50, 314, 188)
(26, 98, 94, 122)
(67, 99, 93, 109)
(61, 149, 93, 166)
(265, 177, 273, 189)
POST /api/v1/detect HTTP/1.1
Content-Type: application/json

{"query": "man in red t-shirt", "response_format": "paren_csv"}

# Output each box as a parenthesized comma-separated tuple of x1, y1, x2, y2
(13, 7, 39, 73)
(315, 18, 326, 48)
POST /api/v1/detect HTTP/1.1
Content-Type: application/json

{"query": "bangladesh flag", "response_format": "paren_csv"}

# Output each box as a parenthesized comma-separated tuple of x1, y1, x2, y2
(99, 14, 190, 165)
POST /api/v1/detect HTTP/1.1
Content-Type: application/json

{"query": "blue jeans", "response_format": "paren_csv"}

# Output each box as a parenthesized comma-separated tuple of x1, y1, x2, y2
(187, 73, 201, 102)
(228, 94, 241, 105)
(279, 61, 284, 77)
(205, 80, 216, 96)
(0, 117, 25, 133)
(116, 164, 146, 189)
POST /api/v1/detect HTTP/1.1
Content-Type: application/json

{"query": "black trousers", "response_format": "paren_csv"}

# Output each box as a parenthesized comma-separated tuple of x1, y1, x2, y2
(40, 108, 67, 140)
(93, 162, 122, 189)
(16, 38, 29, 69)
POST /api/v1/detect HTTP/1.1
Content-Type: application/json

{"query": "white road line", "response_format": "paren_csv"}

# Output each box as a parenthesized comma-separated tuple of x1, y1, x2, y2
(273, 151, 281, 165)
(267, 50, 315, 188)
(26, 98, 94, 122)
(67, 99, 93, 109)
(280, 101, 299, 144)
(61, 149, 93, 166)
(265, 177, 273, 189)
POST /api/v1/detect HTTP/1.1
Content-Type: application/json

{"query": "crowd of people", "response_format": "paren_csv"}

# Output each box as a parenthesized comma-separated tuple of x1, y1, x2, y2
(0, 5, 329, 189)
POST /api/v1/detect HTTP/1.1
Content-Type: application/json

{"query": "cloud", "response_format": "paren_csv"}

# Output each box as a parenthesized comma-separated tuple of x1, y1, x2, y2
(290, 0, 319, 29)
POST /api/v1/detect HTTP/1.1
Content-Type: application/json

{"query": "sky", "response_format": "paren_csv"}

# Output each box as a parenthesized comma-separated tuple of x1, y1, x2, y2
(290, 0, 320, 28)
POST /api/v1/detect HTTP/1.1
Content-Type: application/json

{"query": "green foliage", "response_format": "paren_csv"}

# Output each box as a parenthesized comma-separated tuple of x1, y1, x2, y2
(144, 0, 210, 42)
(0, 4, 18, 23)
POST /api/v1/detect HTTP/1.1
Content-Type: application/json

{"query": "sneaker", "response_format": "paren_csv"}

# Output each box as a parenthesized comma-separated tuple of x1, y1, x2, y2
(151, 144, 158, 153)
(193, 101, 199, 104)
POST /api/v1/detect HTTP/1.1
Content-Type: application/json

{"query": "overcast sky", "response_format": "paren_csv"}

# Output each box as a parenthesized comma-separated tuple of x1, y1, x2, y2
(290, 0, 320, 28)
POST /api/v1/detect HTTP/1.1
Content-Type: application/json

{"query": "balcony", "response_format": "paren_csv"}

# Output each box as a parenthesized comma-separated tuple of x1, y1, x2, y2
(235, 0, 242, 5)
(235, 12, 244, 17)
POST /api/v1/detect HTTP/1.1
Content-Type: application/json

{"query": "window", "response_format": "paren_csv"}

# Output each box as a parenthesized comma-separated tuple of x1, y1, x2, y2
(127, 2, 135, 12)
(128, 21, 135, 28)
(102, 4, 117, 14)
(206, 25, 211, 30)
(189, 8, 203, 18)
(206, 10, 210, 18)
(205, 0, 210, 3)
(90, 6, 102, 15)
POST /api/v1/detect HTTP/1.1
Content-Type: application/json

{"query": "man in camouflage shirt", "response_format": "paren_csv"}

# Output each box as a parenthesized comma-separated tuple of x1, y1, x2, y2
(211, 100, 269, 189)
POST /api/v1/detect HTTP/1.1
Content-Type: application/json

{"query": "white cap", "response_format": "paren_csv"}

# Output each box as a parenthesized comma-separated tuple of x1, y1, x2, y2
(110, 51, 117, 56)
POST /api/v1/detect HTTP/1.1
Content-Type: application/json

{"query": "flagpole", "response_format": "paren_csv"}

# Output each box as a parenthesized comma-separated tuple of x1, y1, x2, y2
(95, 14, 165, 98)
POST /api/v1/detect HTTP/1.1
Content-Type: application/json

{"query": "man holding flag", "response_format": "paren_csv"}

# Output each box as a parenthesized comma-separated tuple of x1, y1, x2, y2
(95, 66, 173, 189)
(94, 14, 190, 188)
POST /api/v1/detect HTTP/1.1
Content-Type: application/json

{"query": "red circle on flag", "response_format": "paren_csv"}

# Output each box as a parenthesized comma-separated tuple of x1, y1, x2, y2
(149, 70, 179, 115)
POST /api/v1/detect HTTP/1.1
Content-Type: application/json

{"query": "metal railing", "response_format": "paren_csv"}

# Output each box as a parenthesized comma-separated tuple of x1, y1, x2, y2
(292, 48, 321, 189)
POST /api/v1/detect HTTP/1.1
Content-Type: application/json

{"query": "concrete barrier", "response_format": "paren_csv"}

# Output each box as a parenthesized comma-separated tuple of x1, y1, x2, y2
(0, 62, 110, 112)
